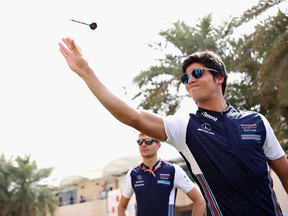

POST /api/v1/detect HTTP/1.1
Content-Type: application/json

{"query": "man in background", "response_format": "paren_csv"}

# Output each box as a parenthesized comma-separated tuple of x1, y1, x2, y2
(118, 133, 206, 216)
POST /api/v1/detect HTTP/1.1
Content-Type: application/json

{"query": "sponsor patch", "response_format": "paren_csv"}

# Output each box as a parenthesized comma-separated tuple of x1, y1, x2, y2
(160, 173, 170, 180)
(201, 112, 217, 121)
(157, 180, 171, 185)
(241, 134, 261, 141)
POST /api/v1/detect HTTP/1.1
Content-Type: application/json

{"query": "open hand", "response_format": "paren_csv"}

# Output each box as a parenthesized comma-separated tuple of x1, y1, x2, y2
(58, 37, 90, 77)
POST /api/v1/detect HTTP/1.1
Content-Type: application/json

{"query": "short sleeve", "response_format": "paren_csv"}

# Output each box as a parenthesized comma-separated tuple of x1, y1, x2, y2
(162, 115, 189, 151)
(173, 163, 195, 193)
(121, 169, 134, 198)
(260, 113, 285, 160)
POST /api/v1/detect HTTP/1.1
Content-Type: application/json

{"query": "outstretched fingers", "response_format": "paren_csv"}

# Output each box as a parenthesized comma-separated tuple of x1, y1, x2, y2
(58, 42, 69, 58)
(58, 37, 81, 58)
(64, 37, 81, 54)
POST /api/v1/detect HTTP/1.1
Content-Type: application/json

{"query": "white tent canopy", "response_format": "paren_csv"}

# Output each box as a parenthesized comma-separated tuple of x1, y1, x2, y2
(58, 155, 142, 187)
(103, 155, 142, 177)
(59, 171, 103, 187)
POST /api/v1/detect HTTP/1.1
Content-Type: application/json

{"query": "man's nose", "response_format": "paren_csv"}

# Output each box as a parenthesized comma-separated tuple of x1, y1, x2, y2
(188, 74, 197, 83)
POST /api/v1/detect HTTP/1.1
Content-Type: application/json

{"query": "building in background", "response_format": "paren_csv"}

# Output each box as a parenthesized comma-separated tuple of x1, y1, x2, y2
(54, 156, 288, 216)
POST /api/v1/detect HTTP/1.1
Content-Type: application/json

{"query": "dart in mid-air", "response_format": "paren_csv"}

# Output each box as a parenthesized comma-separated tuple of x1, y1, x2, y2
(70, 19, 97, 30)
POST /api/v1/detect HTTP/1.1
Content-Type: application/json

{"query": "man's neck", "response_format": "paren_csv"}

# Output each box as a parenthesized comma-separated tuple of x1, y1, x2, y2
(197, 99, 228, 112)
(143, 157, 159, 170)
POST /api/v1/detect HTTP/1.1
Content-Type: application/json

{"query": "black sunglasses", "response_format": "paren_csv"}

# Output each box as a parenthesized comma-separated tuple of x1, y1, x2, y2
(181, 68, 219, 85)
(137, 138, 157, 145)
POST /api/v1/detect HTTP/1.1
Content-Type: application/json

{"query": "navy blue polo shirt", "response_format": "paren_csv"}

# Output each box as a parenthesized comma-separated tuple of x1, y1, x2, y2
(121, 160, 195, 216)
(163, 105, 285, 216)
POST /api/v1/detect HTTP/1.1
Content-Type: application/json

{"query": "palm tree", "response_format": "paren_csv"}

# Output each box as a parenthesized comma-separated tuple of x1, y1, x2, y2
(132, 14, 236, 115)
(0, 154, 58, 216)
(226, 0, 288, 144)
(130, 0, 287, 145)
(0, 155, 14, 216)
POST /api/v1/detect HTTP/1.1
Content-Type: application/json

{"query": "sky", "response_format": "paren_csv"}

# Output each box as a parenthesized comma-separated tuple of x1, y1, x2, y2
(0, 0, 259, 185)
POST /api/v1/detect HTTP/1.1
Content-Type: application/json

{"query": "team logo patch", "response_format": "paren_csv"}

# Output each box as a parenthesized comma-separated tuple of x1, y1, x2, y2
(201, 123, 211, 131)
(158, 174, 171, 185)
(240, 124, 257, 132)
(197, 123, 215, 135)
(134, 175, 144, 187)
(160, 173, 170, 180)
(240, 124, 260, 140)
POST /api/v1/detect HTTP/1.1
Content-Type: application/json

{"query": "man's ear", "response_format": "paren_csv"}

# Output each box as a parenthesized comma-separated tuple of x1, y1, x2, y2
(217, 74, 225, 84)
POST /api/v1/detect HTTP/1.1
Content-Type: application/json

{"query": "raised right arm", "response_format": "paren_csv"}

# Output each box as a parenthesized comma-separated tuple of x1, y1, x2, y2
(58, 37, 167, 141)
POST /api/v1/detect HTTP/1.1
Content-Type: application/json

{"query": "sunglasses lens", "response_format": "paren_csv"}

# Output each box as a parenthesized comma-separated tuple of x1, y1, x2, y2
(192, 68, 203, 78)
(181, 73, 189, 85)
(181, 68, 203, 85)
(145, 140, 153, 145)
(137, 138, 155, 145)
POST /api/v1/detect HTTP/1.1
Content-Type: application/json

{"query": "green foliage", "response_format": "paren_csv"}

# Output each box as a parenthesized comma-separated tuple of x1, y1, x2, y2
(235, 0, 285, 24)
(0, 154, 58, 216)
(131, 0, 287, 146)
(226, 0, 288, 145)
(132, 14, 235, 115)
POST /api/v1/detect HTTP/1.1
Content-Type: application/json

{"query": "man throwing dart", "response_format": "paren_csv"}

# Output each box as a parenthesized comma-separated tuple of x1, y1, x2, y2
(58, 37, 288, 216)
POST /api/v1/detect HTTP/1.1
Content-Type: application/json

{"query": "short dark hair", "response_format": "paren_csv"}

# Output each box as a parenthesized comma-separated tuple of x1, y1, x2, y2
(182, 50, 228, 95)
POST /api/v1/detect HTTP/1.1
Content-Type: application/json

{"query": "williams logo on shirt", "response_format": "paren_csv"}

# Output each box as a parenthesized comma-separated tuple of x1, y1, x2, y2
(157, 173, 171, 185)
(160, 173, 170, 180)
(240, 124, 261, 141)
(134, 175, 144, 187)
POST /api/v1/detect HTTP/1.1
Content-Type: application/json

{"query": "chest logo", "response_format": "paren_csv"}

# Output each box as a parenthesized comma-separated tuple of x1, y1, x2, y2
(134, 175, 144, 187)
(160, 173, 170, 180)
(201, 123, 211, 131)
(240, 124, 257, 132)
(197, 123, 215, 135)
